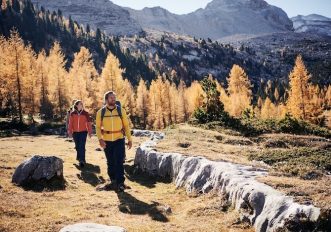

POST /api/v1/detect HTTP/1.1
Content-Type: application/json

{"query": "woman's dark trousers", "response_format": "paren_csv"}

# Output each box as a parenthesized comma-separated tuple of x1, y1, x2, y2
(73, 131, 88, 163)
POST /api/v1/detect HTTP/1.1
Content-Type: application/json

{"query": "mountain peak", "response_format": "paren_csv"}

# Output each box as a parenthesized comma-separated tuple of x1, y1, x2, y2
(292, 14, 331, 36)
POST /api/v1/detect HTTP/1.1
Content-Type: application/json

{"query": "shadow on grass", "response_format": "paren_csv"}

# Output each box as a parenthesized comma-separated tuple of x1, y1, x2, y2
(74, 163, 105, 187)
(124, 164, 171, 189)
(117, 191, 169, 222)
(20, 176, 67, 192)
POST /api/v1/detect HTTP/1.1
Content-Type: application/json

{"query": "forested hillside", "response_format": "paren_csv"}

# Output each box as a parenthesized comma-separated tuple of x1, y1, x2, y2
(0, 0, 154, 84)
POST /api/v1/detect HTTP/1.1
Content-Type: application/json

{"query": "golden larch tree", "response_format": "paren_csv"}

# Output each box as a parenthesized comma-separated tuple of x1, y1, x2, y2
(0, 35, 11, 116)
(68, 46, 98, 111)
(136, 79, 149, 127)
(306, 85, 324, 124)
(36, 50, 53, 119)
(2, 30, 33, 122)
(22, 47, 38, 117)
(286, 55, 323, 123)
(122, 79, 136, 118)
(161, 77, 171, 126)
(325, 85, 331, 109)
(100, 51, 125, 100)
(185, 81, 204, 116)
(226, 64, 252, 117)
(169, 83, 179, 123)
(260, 97, 277, 119)
(46, 42, 68, 118)
(176, 80, 188, 123)
(147, 77, 164, 129)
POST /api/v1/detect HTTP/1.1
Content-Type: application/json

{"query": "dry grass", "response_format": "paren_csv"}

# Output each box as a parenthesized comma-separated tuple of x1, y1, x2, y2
(256, 176, 331, 209)
(156, 124, 331, 210)
(0, 134, 253, 232)
(156, 124, 259, 165)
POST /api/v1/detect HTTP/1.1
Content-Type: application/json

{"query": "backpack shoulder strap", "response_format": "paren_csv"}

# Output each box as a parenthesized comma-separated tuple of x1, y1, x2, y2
(116, 105, 122, 118)
(101, 106, 107, 123)
(115, 100, 122, 118)
(115, 102, 125, 134)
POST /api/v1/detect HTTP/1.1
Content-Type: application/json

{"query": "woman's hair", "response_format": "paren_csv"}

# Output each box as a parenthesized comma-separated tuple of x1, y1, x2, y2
(73, 100, 83, 111)
(104, 91, 116, 103)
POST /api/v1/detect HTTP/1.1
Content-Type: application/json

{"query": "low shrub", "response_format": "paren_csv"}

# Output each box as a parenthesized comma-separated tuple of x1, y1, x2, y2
(192, 113, 331, 138)
(248, 148, 331, 178)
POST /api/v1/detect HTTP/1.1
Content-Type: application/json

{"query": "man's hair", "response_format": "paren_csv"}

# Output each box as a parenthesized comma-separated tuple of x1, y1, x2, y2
(104, 91, 116, 102)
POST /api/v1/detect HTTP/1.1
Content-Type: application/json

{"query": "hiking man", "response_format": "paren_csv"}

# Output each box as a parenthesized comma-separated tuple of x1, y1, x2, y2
(96, 91, 132, 192)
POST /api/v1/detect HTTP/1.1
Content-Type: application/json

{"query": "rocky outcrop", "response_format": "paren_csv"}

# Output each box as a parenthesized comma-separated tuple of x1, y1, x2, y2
(132, 129, 164, 140)
(59, 223, 126, 232)
(31, 0, 143, 36)
(12, 155, 64, 187)
(133, 129, 322, 232)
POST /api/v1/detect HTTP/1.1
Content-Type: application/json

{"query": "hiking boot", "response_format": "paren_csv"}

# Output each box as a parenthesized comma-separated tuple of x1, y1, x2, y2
(79, 162, 85, 168)
(96, 180, 116, 191)
(110, 179, 116, 186)
(117, 184, 125, 192)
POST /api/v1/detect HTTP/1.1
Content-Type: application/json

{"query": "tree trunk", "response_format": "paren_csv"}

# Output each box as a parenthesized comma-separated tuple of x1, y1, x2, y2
(15, 46, 22, 123)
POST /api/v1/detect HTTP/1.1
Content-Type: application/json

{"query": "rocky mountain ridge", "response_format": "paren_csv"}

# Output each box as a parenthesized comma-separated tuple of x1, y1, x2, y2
(33, 0, 294, 39)
(128, 0, 294, 39)
(292, 14, 331, 37)
(32, 0, 143, 36)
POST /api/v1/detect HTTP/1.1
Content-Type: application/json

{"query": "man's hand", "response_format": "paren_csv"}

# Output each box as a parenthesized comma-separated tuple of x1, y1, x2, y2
(88, 133, 92, 138)
(99, 139, 106, 149)
(127, 140, 132, 150)
(68, 132, 72, 138)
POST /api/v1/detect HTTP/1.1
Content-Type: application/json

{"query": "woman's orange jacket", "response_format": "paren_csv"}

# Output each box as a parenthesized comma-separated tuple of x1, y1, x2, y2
(67, 110, 92, 134)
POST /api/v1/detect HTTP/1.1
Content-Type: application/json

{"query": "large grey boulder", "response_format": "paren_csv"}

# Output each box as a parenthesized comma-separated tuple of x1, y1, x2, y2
(59, 223, 126, 232)
(12, 155, 64, 186)
(134, 131, 323, 232)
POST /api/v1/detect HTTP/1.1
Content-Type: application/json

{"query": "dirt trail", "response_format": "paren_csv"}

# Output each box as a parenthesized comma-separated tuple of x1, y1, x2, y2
(0, 135, 253, 232)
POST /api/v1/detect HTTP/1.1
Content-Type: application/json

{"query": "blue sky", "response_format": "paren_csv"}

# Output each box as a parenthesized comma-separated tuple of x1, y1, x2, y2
(111, 0, 331, 18)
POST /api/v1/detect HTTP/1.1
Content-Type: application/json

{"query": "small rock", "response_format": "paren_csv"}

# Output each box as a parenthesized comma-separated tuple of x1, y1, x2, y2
(162, 205, 172, 214)
(177, 142, 191, 148)
(214, 135, 223, 141)
(59, 223, 126, 232)
(302, 171, 321, 180)
(12, 155, 64, 187)
(263, 139, 288, 148)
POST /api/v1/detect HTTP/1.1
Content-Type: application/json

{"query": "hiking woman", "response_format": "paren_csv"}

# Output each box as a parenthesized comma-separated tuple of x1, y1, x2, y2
(67, 100, 92, 167)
